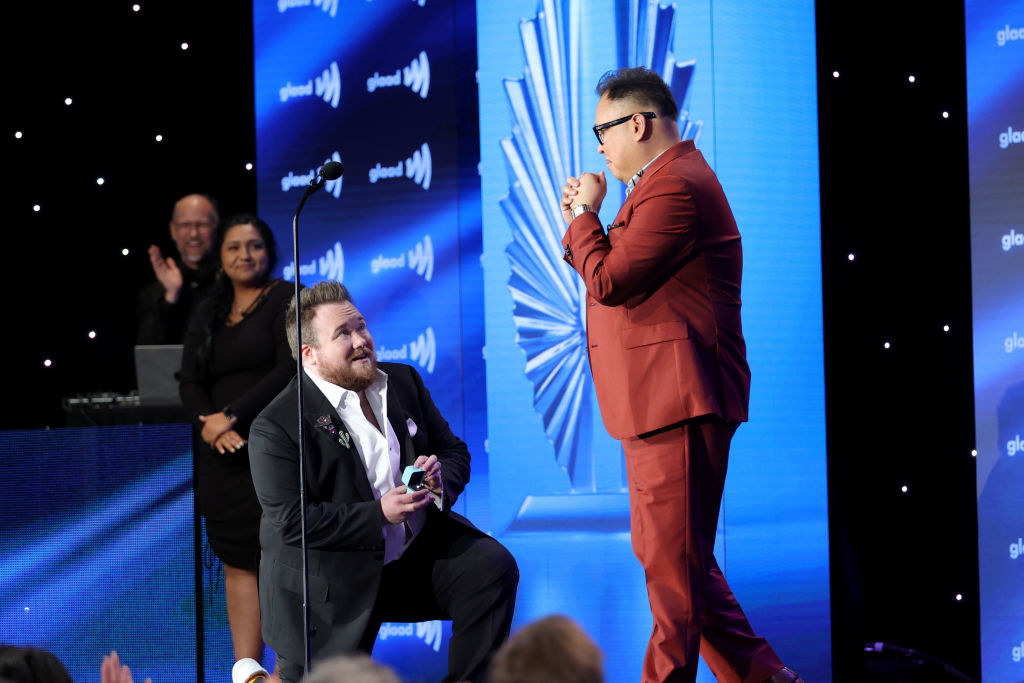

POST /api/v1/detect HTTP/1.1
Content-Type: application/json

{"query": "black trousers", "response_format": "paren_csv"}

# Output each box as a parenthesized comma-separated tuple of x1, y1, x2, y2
(279, 514, 518, 683)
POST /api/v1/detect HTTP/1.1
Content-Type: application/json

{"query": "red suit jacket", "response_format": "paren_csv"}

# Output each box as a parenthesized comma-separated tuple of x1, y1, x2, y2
(562, 140, 750, 440)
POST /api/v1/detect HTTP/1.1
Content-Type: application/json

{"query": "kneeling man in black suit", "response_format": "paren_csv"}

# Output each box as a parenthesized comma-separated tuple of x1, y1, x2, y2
(248, 280, 518, 683)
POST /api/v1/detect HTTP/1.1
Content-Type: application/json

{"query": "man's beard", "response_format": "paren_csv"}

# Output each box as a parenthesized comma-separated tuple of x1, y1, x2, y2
(321, 350, 377, 392)
(179, 247, 207, 265)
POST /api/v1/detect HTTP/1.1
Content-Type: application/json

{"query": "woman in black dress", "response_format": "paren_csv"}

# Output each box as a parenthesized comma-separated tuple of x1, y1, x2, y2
(180, 214, 294, 670)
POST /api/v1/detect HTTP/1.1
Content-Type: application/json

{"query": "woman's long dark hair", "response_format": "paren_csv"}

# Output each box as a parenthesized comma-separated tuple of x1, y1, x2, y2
(194, 213, 278, 372)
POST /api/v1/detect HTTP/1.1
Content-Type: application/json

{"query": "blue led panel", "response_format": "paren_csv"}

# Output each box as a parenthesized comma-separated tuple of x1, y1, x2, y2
(0, 425, 195, 682)
(966, 2, 1024, 679)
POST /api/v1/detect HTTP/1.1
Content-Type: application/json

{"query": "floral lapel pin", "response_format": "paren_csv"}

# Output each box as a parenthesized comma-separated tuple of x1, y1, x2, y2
(316, 414, 351, 449)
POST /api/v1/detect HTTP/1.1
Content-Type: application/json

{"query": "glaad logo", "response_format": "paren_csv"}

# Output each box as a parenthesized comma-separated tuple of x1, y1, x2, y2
(997, 24, 1023, 46)
(999, 126, 1024, 149)
(280, 61, 341, 109)
(368, 143, 432, 190)
(366, 51, 430, 99)
(404, 51, 430, 98)
(1006, 332, 1024, 353)
(1014, 640, 1024, 662)
(279, 80, 313, 102)
(409, 327, 436, 373)
(370, 236, 434, 282)
(378, 623, 413, 640)
(376, 327, 436, 373)
(416, 621, 442, 652)
(1002, 229, 1024, 252)
(407, 235, 434, 280)
(279, 152, 344, 199)
(377, 621, 442, 652)
(281, 169, 316, 192)
(406, 143, 432, 189)
(316, 61, 341, 108)
(1008, 435, 1023, 456)
(278, 0, 337, 18)
(282, 241, 344, 282)
(1011, 537, 1023, 559)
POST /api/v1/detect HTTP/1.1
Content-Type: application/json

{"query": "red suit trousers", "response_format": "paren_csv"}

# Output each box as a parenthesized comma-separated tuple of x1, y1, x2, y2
(622, 417, 784, 683)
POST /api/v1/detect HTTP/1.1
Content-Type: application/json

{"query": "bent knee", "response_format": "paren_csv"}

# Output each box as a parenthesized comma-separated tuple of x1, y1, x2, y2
(477, 538, 519, 591)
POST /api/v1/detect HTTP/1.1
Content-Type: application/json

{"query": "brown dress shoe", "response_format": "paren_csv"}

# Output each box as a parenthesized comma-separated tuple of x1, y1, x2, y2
(764, 666, 804, 683)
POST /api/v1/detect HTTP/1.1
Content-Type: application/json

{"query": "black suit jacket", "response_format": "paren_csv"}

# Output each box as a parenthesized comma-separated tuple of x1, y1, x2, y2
(248, 362, 473, 664)
(136, 256, 218, 345)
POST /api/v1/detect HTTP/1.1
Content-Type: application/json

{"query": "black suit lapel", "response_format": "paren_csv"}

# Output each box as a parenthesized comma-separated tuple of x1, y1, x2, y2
(301, 372, 376, 502)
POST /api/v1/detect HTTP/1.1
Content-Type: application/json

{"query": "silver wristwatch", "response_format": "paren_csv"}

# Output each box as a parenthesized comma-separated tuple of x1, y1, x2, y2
(569, 203, 594, 220)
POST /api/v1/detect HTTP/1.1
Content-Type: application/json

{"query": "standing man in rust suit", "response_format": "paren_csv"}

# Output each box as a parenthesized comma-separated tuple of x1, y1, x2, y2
(559, 67, 801, 683)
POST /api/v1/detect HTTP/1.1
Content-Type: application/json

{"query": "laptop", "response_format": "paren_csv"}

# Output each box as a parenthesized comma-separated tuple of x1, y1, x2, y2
(134, 344, 184, 407)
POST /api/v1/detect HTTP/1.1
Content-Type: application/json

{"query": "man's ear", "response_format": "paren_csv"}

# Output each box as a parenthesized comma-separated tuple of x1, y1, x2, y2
(633, 113, 653, 141)
(301, 344, 316, 367)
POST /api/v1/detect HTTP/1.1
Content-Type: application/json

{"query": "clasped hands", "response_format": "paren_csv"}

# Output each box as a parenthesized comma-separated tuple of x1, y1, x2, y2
(560, 171, 607, 225)
(198, 411, 245, 454)
(381, 454, 442, 525)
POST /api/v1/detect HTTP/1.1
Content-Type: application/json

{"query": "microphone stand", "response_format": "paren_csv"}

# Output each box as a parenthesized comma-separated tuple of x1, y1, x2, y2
(291, 168, 327, 673)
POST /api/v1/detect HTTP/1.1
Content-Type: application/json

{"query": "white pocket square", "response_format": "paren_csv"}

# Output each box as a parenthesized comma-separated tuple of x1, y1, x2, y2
(406, 417, 418, 437)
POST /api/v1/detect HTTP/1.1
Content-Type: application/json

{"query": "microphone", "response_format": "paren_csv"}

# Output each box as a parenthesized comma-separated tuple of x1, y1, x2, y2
(321, 160, 344, 180)
(232, 658, 269, 683)
(288, 153, 344, 669)
(304, 159, 344, 198)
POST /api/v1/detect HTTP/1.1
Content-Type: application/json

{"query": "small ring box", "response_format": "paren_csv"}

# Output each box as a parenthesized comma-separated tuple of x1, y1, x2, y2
(402, 465, 425, 491)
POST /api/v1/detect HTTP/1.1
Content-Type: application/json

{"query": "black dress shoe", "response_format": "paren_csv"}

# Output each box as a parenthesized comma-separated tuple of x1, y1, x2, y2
(764, 667, 804, 683)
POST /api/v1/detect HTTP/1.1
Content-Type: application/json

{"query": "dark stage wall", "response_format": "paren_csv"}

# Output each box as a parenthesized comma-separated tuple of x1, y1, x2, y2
(818, 2, 978, 681)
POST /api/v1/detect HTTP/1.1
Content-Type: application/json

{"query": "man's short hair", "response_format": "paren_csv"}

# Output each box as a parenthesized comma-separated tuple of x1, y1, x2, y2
(488, 614, 604, 683)
(285, 280, 354, 359)
(300, 654, 398, 683)
(596, 66, 678, 121)
(170, 193, 221, 225)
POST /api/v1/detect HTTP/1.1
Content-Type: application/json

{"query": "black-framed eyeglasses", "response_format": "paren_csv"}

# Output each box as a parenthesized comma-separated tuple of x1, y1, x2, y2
(592, 111, 656, 143)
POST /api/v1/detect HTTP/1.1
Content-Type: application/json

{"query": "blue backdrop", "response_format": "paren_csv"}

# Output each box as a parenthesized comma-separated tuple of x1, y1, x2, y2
(966, 1, 1024, 680)
(254, 1, 829, 680)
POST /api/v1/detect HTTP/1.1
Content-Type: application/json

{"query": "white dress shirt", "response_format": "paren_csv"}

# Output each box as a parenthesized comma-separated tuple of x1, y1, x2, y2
(305, 367, 431, 564)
